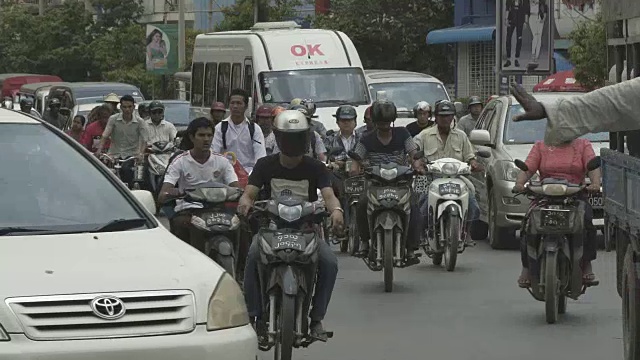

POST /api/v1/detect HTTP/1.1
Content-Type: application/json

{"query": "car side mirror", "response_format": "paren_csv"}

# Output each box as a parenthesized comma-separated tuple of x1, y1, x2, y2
(454, 101, 463, 114)
(514, 159, 528, 172)
(3, 99, 13, 109)
(586, 156, 601, 171)
(469, 129, 491, 146)
(347, 150, 362, 161)
(476, 150, 491, 158)
(131, 190, 157, 215)
(413, 150, 424, 160)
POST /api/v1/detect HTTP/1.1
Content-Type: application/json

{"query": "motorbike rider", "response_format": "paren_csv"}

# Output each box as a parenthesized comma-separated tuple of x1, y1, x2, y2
(355, 105, 375, 137)
(291, 98, 328, 139)
(137, 103, 150, 121)
(19, 98, 39, 118)
(237, 110, 343, 341)
(158, 117, 240, 247)
(406, 101, 434, 137)
(66, 115, 86, 142)
(255, 104, 275, 155)
(145, 100, 177, 145)
(43, 98, 67, 129)
(210, 101, 226, 126)
(273, 104, 327, 161)
(95, 95, 147, 186)
(350, 100, 425, 260)
(211, 88, 266, 174)
(81, 104, 112, 153)
(103, 93, 121, 114)
(457, 96, 484, 136)
(414, 100, 482, 246)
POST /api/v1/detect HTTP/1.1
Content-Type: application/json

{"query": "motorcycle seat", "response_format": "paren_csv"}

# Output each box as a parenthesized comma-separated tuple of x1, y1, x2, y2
(539, 178, 580, 187)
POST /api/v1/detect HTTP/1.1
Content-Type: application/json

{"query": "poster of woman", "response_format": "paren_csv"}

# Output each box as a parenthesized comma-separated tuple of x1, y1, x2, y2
(146, 27, 169, 71)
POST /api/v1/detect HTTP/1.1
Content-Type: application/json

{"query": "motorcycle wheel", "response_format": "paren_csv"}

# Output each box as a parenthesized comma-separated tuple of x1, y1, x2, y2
(444, 214, 460, 272)
(275, 293, 296, 360)
(622, 245, 640, 360)
(348, 205, 359, 256)
(544, 250, 560, 324)
(383, 230, 394, 293)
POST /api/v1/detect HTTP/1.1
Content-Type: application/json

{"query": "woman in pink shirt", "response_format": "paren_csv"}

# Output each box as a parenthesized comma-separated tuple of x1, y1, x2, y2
(514, 138, 602, 288)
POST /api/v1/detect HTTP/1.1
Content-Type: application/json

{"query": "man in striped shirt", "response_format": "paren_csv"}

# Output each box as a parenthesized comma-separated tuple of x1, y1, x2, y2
(350, 101, 424, 261)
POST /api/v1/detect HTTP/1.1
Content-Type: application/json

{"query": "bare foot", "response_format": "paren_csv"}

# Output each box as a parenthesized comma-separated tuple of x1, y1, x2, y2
(518, 267, 531, 288)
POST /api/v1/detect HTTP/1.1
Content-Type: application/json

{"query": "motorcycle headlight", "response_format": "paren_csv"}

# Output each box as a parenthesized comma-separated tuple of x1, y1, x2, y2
(190, 215, 208, 231)
(278, 204, 303, 222)
(206, 273, 250, 331)
(542, 184, 568, 196)
(380, 168, 398, 181)
(441, 162, 459, 176)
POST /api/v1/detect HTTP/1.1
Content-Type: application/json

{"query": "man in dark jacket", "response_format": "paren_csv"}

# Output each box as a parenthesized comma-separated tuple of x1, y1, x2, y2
(504, 0, 530, 68)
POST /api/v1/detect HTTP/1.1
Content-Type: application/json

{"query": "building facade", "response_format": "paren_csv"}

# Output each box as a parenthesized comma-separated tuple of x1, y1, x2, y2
(427, 0, 599, 99)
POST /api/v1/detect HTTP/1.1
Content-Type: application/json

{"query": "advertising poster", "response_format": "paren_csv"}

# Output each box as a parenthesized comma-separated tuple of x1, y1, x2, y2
(146, 24, 178, 74)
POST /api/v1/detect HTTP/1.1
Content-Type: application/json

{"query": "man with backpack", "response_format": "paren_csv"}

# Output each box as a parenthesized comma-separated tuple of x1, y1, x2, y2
(211, 89, 266, 173)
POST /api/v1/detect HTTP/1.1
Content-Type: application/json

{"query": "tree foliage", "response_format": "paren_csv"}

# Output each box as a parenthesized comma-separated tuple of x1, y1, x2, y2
(215, 0, 305, 32)
(568, 10, 607, 89)
(314, 0, 455, 83)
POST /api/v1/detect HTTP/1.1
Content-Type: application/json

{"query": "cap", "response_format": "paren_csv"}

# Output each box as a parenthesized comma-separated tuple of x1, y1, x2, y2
(211, 102, 226, 111)
(434, 100, 456, 116)
(148, 100, 164, 111)
(256, 104, 273, 117)
(103, 93, 120, 103)
(468, 96, 483, 107)
(290, 98, 303, 106)
(334, 105, 357, 120)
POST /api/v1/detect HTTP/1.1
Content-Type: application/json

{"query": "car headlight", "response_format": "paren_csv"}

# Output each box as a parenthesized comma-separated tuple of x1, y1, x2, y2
(441, 162, 459, 176)
(380, 168, 398, 180)
(207, 273, 250, 331)
(0, 323, 9, 341)
(501, 161, 520, 181)
(278, 204, 302, 222)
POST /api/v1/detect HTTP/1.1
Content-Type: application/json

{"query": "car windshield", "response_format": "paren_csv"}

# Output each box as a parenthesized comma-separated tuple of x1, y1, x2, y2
(76, 96, 144, 105)
(162, 102, 191, 125)
(368, 82, 450, 109)
(504, 104, 609, 144)
(259, 68, 370, 106)
(0, 123, 147, 232)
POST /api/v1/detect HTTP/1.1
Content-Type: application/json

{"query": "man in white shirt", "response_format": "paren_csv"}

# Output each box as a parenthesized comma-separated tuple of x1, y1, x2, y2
(159, 118, 239, 245)
(145, 100, 178, 144)
(211, 89, 266, 173)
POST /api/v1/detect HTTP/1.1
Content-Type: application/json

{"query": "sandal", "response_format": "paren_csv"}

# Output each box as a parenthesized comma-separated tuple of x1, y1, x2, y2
(583, 272, 600, 286)
(518, 276, 531, 288)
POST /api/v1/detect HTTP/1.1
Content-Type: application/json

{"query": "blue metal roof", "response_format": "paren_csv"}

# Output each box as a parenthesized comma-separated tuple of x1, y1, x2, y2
(426, 24, 495, 44)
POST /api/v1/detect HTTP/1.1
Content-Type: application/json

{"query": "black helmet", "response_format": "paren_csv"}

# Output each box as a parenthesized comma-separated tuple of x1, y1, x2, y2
(371, 100, 397, 123)
(468, 96, 483, 107)
(138, 103, 148, 112)
(148, 100, 165, 111)
(434, 100, 456, 116)
(289, 104, 310, 118)
(20, 98, 33, 107)
(334, 105, 357, 120)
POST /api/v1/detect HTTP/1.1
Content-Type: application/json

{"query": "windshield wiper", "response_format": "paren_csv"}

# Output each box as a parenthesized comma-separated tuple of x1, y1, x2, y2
(92, 218, 148, 233)
(315, 99, 356, 106)
(0, 227, 58, 236)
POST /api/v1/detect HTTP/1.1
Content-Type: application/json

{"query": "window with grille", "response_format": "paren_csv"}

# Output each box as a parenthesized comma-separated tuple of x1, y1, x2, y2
(468, 42, 496, 99)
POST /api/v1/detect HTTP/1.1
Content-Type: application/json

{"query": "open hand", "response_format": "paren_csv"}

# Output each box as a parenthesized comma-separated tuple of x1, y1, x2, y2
(510, 83, 547, 121)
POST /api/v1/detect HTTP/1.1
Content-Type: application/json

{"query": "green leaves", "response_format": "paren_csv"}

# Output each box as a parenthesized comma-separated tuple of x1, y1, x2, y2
(214, 0, 306, 32)
(568, 12, 607, 90)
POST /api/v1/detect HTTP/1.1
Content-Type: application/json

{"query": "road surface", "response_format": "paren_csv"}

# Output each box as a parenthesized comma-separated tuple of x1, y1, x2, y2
(158, 218, 622, 360)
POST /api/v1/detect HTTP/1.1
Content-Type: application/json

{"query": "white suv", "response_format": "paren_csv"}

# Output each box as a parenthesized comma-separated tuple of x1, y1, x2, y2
(0, 109, 257, 360)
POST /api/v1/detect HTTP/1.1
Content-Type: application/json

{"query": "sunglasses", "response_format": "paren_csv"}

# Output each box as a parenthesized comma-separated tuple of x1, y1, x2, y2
(151, 110, 164, 115)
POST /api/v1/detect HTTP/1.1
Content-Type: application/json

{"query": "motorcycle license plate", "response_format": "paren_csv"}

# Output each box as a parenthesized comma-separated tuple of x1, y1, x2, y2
(205, 213, 231, 226)
(588, 192, 603, 208)
(272, 234, 304, 251)
(540, 209, 570, 228)
(344, 178, 365, 194)
(439, 183, 461, 195)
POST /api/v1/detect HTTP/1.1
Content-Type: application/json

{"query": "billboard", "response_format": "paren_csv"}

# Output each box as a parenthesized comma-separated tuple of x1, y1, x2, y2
(497, 0, 554, 75)
(146, 24, 179, 74)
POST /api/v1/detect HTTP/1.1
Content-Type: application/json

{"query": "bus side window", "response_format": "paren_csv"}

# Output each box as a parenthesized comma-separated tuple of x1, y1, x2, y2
(217, 63, 231, 105)
(204, 62, 217, 107)
(231, 63, 242, 91)
(191, 62, 205, 107)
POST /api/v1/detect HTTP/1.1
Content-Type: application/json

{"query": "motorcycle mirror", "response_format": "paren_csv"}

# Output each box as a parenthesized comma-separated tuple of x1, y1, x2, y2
(326, 129, 336, 137)
(347, 150, 362, 161)
(586, 156, 601, 172)
(514, 159, 528, 172)
(476, 150, 491, 158)
(413, 150, 424, 160)
(3, 99, 13, 109)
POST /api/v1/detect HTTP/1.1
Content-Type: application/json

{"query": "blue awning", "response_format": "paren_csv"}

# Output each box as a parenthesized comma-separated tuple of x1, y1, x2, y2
(426, 24, 495, 45)
(553, 51, 574, 72)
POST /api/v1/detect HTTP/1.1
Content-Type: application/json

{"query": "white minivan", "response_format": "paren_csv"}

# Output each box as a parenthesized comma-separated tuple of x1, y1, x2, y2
(190, 21, 371, 131)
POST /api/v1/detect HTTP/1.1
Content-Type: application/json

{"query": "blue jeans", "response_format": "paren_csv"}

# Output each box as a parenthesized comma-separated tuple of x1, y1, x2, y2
(419, 193, 480, 232)
(243, 235, 338, 321)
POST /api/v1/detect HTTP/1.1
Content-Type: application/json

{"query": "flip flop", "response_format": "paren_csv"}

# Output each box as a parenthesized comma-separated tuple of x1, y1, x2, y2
(583, 273, 600, 286)
(518, 276, 531, 288)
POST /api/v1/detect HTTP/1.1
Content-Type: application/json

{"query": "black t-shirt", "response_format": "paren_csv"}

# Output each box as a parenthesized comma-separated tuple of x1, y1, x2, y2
(353, 127, 418, 166)
(248, 154, 331, 201)
(405, 121, 434, 137)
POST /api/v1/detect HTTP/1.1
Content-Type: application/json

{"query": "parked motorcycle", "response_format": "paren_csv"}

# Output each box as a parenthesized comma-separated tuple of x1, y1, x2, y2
(348, 151, 422, 293)
(173, 182, 244, 278)
(250, 195, 333, 360)
(146, 141, 176, 197)
(422, 153, 489, 271)
(513, 157, 600, 324)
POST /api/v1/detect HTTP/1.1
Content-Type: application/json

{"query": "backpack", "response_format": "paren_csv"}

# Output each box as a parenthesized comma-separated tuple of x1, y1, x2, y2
(221, 120, 257, 150)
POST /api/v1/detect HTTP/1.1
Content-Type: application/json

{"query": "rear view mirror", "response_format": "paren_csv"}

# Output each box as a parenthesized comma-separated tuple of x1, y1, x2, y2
(454, 101, 463, 114)
(586, 156, 601, 172)
(347, 150, 362, 161)
(376, 91, 388, 101)
(514, 159, 528, 172)
(476, 150, 491, 158)
(131, 190, 157, 215)
(3, 99, 13, 109)
(469, 129, 491, 146)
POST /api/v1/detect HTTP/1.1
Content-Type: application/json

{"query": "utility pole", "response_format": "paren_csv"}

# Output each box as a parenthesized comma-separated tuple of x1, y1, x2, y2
(38, 0, 45, 16)
(178, 0, 186, 70)
(253, 0, 259, 24)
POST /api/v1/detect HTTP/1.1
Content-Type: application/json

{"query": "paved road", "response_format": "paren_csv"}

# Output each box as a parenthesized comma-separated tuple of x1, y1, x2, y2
(158, 218, 623, 360)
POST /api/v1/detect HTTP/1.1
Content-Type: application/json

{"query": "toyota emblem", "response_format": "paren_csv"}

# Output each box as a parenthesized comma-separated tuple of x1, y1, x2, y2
(90, 295, 126, 320)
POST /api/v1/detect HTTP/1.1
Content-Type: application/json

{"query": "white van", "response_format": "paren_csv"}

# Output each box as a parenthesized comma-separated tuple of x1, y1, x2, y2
(190, 21, 371, 131)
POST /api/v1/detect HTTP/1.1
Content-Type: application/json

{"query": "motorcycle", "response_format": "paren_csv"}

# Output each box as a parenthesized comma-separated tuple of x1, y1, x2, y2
(173, 182, 244, 278)
(513, 157, 600, 324)
(146, 141, 176, 197)
(250, 195, 333, 360)
(100, 153, 144, 190)
(348, 150, 422, 293)
(421, 153, 489, 271)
